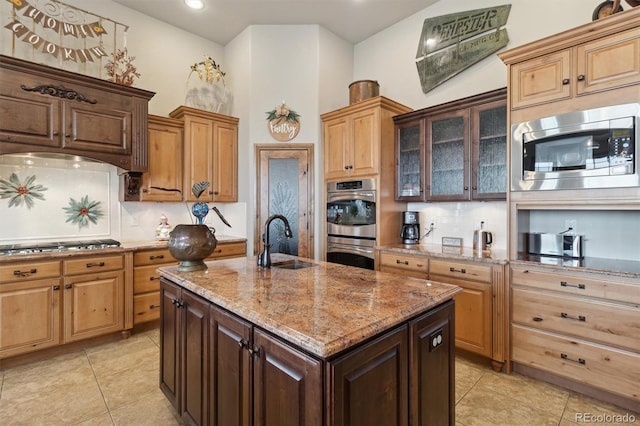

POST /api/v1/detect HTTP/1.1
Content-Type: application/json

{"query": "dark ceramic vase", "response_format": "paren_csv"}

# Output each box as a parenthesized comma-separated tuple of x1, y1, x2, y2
(167, 224, 217, 271)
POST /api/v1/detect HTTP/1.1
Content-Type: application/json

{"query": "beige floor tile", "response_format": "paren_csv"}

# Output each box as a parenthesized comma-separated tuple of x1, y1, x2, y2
(0, 378, 108, 425)
(109, 390, 183, 426)
(471, 370, 570, 418)
(562, 392, 640, 425)
(74, 412, 115, 426)
(455, 386, 559, 426)
(455, 357, 486, 403)
(97, 356, 161, 410)
(87, 334, 159, 379)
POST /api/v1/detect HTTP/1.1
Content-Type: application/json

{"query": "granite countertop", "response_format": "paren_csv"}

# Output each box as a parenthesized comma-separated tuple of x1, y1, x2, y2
(157, 253, 462, 359)
(379, 243, 508, 265)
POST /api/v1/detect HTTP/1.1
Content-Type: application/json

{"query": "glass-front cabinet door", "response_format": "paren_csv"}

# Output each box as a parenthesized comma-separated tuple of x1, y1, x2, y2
(395, 119, 425, 201)
(472, 100, 507, 200)
(427, 111, 470, 201)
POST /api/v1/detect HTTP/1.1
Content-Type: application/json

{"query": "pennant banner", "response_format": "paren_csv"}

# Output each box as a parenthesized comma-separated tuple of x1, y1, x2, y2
(5, 19, 107, 62)
(7, 0, 107, 37)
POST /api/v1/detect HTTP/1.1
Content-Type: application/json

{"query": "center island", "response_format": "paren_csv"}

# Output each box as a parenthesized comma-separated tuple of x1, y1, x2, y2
(157, 253, 462, 426)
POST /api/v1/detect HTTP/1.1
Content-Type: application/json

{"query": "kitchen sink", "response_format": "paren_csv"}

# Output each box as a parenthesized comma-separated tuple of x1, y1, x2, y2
(271, 259, 317, 270)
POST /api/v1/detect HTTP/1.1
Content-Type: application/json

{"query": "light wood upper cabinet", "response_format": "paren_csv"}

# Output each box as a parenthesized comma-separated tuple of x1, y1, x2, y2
(500, 9, 640, 119)
(170, 106, 239, 203)
(139, 115, 184, 202)
(322, 97, 411, 181)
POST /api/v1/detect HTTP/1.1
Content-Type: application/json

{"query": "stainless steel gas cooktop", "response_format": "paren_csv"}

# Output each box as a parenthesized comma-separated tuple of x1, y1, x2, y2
(0, 239, 121, 256)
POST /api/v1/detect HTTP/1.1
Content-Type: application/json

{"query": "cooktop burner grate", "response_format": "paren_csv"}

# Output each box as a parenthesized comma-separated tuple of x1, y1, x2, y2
(0, 239, 121, 256)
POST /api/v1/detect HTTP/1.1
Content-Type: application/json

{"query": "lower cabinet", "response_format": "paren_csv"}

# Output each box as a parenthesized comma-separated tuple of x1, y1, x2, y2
(160, 277, 455, 426)
(0, 255, 125, 359)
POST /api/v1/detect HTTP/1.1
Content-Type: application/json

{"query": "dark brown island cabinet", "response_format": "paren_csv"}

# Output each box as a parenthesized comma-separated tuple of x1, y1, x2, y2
(158, 255, 459, 426)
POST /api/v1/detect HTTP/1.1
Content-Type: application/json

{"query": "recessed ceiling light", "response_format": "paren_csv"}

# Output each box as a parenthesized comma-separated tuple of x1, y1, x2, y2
(185, 0, 204, 10)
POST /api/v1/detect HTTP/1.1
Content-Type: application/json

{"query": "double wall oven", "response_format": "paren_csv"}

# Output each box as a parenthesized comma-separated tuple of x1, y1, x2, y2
(326, 178, 376, 270)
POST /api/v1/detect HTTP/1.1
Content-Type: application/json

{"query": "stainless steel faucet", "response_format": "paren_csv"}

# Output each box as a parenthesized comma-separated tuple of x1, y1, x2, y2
(257, 214, 293, 268)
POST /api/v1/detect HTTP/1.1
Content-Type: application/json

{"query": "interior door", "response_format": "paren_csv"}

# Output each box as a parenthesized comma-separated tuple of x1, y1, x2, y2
(255, 144, 314, 258)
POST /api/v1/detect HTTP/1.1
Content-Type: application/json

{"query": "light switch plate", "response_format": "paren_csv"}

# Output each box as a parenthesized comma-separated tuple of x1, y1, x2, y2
(441, 237, 462, 247)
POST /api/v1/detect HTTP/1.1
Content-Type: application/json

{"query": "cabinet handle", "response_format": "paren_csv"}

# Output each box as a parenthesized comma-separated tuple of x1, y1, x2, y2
(86, 262, 105, 268)
(65, 284, 72, 289)
(249, 345, 261, 359)
(149, 276, 160, 281)
(344, 165, 349, 170)
(577, 75, 585, 81)
(561, 353, 586, 365)
(532, 316, 543, 322)
(171, 298, 184, 308)
(449, 267, 466, 274)
(149, 255, 165, 260)
(561, 312, 586, 322)
(213, 248, 222, 253)
(53, 285, 60, 291)
(238, 338, 248, 349)
(149, 304, 159, 310)
(560, 281, 585, 290)
(396, 259, 409, 265)
(464, 186, 469, 191)
(13, 268, 37, 277)
(562, 78, 570, 85)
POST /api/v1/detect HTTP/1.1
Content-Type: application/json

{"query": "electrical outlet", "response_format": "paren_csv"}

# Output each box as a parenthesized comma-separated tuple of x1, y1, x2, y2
(565, 219, 577, 233)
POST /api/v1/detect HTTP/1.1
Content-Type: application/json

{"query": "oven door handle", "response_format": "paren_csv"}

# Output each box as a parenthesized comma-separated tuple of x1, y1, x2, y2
(327, 243, 374, 257)
(327, 192, 376, 202)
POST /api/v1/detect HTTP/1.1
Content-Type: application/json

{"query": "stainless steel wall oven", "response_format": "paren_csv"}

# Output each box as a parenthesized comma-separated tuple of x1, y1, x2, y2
(326, 178, 376, 270)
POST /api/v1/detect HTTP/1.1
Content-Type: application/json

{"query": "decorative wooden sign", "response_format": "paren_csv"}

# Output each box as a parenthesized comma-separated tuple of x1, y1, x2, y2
(266, 102, 300, 142)
(415, 4, 511, 93)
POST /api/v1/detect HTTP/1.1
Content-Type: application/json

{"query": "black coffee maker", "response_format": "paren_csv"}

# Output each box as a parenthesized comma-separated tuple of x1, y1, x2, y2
(401, 211, 420, 244)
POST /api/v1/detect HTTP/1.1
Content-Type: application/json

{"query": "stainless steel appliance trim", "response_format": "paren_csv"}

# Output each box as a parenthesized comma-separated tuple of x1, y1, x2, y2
(327, 223, 376, 239)
(525, 233, 584, 258)
(326, 178, 376, 193)
(511, 103, 640, 191)
(326, 241, 375, 260)
(327, 235, 376, 247)
(327, 192, 376, 202)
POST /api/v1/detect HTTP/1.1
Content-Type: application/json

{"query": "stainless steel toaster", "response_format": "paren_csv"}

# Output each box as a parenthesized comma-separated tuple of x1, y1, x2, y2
(525, 233, 584, 258)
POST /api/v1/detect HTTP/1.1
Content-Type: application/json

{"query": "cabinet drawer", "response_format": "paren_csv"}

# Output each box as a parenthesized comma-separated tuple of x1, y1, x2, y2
(379, 252, 428, 276)
(134, 263, 167, 294)
(133, 248, 174, 266)
(511, 266, 640, 305)
(134, 292, 160, 324)
(0, 260, 61, 283)
(429, 259, 491, 283)
(513, 288, 640, 352)
(208, 242, 246, 259)
(512, 325, 640, 402)
(63, 255, 124, 275)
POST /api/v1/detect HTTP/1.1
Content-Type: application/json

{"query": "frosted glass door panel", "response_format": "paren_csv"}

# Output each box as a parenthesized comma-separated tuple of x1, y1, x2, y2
(477, 105, 507, 195)
(430, 116, 465, 197)
(268, 158, 299, 255)
(396, 122, 423, 200)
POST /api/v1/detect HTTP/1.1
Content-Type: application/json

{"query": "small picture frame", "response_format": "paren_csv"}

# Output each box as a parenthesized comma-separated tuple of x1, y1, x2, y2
(441, 237, 463, 247)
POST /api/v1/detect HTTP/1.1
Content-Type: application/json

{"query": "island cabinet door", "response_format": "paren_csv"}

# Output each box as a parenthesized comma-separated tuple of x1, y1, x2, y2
(180, 290, 211, 426)
(408, 299, 455, 426)
(160, 279, 181, 410)
(329, 325, 408, 426)
(252, 329, 323, 426)
(209, 306, 252, 426)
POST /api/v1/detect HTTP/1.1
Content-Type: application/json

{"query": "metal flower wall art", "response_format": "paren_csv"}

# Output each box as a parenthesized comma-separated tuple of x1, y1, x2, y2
(63, 195, 104, 228)
(0, 172, 48, 208)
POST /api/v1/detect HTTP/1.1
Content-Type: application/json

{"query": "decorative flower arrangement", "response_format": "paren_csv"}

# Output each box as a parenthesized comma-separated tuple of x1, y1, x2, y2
(265, 102, 300, 124)
(0, 172, 47, 209)
(190, 55, 226, 86)
(189, 181, 232, 228)
(105, 48, 140, 86)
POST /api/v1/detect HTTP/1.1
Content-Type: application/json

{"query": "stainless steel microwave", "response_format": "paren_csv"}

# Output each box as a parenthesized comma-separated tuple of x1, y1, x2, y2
(511, 103, 639, 191)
